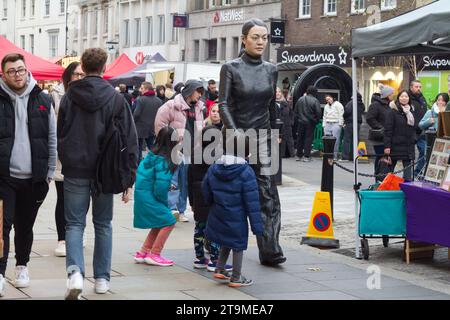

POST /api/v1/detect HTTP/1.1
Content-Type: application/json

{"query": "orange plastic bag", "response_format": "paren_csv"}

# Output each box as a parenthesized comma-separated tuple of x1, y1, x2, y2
(377, 173, 404, 191)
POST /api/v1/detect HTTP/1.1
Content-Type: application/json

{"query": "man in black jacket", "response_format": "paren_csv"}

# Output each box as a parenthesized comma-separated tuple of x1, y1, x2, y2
(408, 80, 427, 177)
(119, 83, 133, 108)
(58, 48, 138, 300)
(133, 81, 162, 161)
(294, 86, 322, 162)
(342, 93, 365, 161)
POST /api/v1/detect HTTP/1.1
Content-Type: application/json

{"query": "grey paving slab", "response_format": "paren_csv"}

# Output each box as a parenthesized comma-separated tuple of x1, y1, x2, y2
(19, 278, 95, 299)
(182, 287, 257, 300)
(292, 270, 369, 281)
(0, 282, 30, 299)
(255, 290, 360, 300)
(316, 277, 408, 291)
(341, 285, 444, 300)
(239, 279, 330, 296)
(83, 290, 197, 300)
(111, 262, 192, 277)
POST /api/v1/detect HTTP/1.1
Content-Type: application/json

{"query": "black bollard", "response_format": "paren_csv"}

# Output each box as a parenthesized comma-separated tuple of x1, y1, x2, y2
(424, 130, 437, 175)
(321, 135, 336, 221)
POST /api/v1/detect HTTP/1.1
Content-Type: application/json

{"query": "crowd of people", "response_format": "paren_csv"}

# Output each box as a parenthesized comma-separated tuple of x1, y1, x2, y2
(0, 18, 287, 300)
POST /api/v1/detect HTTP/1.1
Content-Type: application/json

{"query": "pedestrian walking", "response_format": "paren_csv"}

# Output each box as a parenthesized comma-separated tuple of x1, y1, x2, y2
(51, 62, 85, 258)
(155, 80, 205, 223)
(133, 82, 163, 161)
(133, 126, 179, 267)
(58, 48, 138, 299)
(202, 151, 263, 287)
(156, 85, 169, 103)
(408, 80, 428, 177)
(294, 86, 322, 162)
(419, 93, 449, 132)
(342, 93, 365, 161)
(0, 53, 57, 296)
(275, 87, 295, 159)
(366, 85, 395, 181)
(119, 83, 133, 109)
(384, 90, 416, 181)
(323, 94, 345, 160)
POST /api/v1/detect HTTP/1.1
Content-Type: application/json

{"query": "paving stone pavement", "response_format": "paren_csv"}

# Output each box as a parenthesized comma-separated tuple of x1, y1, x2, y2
(0, 178, 449, 300)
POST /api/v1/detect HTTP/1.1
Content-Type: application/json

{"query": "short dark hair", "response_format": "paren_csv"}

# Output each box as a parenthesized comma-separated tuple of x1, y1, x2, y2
(119, 84, 127, 92)
(62, 61, 81, 91)
(436, 92, 450, 104)
(81, 48, 107, 75)
(141, 82, 153, 91)
(208, 79, 216, 85)
(1, 53, 26, 72)
(306, 86, 318, 96)
(410, 80, 421, 87)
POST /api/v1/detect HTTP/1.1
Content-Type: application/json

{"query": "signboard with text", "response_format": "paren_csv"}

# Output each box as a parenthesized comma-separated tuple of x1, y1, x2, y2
(277, 46, 351, 67)
(270, 21, 285, 44)
(212, 8, 244, 24)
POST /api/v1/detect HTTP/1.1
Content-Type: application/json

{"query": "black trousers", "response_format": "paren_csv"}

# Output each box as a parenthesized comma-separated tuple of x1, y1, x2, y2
(0, 176, 48, 276)
(296, 122, 315, 158)
(55, 181, 66, 241)
(252, 167, 284, 264)
(342, 124, 361, 161)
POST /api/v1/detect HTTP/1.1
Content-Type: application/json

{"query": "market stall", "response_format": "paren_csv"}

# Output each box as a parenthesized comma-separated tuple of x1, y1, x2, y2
(103, 53, 137, 80)
(0, 35, 64, 80)
(351, 0, 450, 259)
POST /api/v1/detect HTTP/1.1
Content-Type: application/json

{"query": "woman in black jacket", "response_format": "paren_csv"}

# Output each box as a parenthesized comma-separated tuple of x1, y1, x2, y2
(342, 93, 365, 161)
(366, 85, 395, 180)
(276, 87, 295, 158)
(384, 90, 416, 181)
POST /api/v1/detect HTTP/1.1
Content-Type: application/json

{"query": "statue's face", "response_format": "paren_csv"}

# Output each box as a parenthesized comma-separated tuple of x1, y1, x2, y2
(242, 26, 268, 57)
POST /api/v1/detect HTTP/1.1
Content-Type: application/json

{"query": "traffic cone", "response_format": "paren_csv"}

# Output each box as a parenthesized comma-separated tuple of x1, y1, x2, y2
(301, 192, 340, 249)
(357, 141, 369, 162)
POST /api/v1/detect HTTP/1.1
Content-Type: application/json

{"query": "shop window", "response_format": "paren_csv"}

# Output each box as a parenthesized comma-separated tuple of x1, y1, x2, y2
(207, 39, 217, 61)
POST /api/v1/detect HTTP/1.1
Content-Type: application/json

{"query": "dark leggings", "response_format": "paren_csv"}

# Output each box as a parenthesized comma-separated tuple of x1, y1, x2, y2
(55, 181, 66, 241)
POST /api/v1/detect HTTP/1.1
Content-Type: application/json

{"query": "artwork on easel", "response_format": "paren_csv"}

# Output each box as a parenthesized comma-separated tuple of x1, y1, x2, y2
(440, 166, 450, 192)
(424, 137, 450, 184)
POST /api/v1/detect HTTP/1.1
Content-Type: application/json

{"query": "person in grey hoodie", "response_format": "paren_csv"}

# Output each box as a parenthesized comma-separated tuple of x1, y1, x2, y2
(0, 53, 57, 297)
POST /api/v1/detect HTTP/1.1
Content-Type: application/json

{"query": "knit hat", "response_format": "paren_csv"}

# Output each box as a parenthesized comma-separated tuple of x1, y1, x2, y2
(181, 80, 204, 99)
(379, 84, 394, 99)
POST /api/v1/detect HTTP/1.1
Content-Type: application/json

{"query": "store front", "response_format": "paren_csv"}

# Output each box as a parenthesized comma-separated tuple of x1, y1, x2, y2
(417, 54, 450, 104)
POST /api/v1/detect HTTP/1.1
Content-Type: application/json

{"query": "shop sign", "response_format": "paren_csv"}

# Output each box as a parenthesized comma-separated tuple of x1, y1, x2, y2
(419, 55, 450, 70)
(277, 46, 351, 67)
(213, 8, 244, 24)
(270, 21, 285, 44)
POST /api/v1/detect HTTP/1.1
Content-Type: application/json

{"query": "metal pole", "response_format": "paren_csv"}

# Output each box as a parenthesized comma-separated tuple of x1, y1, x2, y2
(65, 0, 69, 56)
(321, 135, 336, 220)
(352, 57, 361, 259)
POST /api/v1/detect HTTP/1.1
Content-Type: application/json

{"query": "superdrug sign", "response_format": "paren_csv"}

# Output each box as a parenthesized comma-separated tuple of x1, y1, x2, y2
(277, 46, 351, 67)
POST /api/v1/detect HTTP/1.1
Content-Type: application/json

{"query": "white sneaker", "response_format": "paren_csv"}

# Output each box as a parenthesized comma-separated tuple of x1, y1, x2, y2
(14, 266, 30, 288)
(179, 214, 189, 222)
(54, 241, 66, 257)
(0, 274, 5, 297)
(65, 272, 83, 300)
(94, 278, 110, 294)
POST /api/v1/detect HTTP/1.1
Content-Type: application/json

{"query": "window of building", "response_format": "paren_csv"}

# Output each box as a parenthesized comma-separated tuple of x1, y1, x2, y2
(194, 0, 204, 11)
(49, 33, 58, 57)
(324, 0, 337, 16)
(45, 0, 50, 16)
(194, 40, 200, 62)
(222, 0, 231, 5)
(381, 0, 397, 10)
(171, 15, 178, 43)
(220, 38, 226, 61)
(82, 9, 88, 37)
(20, 35, 25, 49)
(29, 34, 34, 54)
(123, 19, 129, 46)
(103, 8, 108, 34)
(233, 37, 239, 58)
(30, 0, 35, 17)
(351, 0, 365, 14)
(207, 39, 217, 61)
(146, 16, 153, 44)
(298, 0, 311, 18)
(60, 0, 65, 14)
(158, 15, 165, 44)
(3, 0, 7, 18)
(135, 18, 141, 46)
(21, 0, 26, 17)
(93, 10, 99, 36)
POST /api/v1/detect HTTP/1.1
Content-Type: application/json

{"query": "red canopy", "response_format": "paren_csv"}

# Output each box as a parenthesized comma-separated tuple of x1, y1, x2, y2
(103, 54, 137, 80)
(0, 35, 64, 81)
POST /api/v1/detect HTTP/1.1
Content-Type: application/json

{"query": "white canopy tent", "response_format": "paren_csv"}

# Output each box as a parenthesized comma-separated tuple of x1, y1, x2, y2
(350, 0, 450, 258)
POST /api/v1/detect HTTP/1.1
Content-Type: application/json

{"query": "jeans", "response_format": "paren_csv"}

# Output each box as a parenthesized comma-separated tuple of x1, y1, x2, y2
(64, 178, 113, 281)
(296, 122, 315, 158)
(168, 162, 188, 214)
(324, 123, 342, 158)
(0, 177, 48, 276)
(415, 135, 426, 176)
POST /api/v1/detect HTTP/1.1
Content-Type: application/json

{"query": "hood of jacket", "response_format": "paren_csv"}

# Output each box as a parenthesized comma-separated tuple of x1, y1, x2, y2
(143, 150, 167, 170)
(371, 94, 389, 107)
(212, 155, 247, 181)
(65, 76, 117, 113)
(0, 72, 37, 101)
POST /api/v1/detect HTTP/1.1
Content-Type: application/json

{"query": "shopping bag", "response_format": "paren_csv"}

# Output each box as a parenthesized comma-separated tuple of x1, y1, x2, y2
(376, 156, 392, 182)
(377, 173, 405, 191)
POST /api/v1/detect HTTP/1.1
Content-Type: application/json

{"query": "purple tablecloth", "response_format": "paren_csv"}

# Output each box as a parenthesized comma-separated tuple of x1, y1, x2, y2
(400, 182, 450, 247)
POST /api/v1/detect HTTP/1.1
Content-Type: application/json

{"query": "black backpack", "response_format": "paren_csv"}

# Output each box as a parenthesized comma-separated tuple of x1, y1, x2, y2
(94, 95, 134, 195)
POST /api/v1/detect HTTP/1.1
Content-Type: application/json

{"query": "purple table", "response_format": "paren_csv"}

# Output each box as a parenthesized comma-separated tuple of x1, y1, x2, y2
(400, 182, 450, 248)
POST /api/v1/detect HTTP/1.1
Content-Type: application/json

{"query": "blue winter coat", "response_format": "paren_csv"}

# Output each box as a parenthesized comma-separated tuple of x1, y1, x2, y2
(133, 151, 176, 229)
(202, 155, 263, 251)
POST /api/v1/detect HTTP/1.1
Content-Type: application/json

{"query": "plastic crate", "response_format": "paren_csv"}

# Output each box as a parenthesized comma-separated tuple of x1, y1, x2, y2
(358, 190, 406, 236)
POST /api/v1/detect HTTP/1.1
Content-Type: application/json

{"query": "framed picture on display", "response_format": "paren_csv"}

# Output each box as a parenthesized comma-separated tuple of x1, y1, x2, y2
(440, 166, 450, 192)
(424, 137, 450, 184)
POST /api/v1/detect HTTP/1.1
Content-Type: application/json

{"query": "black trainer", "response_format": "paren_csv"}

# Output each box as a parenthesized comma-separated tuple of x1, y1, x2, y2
(229, 276, 253, 288)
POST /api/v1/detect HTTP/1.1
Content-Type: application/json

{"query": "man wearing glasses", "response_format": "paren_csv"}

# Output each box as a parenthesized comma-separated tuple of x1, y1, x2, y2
(0, 53, 57, 297)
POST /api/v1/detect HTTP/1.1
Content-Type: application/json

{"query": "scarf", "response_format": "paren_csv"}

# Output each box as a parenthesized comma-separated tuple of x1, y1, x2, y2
(401, 104, 415, 127)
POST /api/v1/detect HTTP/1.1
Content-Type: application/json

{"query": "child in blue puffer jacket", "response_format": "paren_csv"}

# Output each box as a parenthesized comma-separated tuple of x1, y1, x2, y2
(202, 153, 263, 287)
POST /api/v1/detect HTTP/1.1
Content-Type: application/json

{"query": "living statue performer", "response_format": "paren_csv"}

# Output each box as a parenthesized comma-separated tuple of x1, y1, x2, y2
(218, 18, 286, 266)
